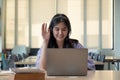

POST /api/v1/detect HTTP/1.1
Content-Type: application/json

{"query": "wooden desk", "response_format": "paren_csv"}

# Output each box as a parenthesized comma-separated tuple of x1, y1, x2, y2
(14, 56, 104, 67)
(46, 70, 120, 80)
(14, 56, 37, 67)
(28, 56, 36, 58)
(14, 58, 36, 65)
(0, 70, 120, 80)
(93, 61, 104, 65)
(105, 56, 120, 70)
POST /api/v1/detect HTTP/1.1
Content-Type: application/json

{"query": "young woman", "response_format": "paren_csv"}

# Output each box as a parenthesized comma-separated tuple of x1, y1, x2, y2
(36, 14, 95, 70)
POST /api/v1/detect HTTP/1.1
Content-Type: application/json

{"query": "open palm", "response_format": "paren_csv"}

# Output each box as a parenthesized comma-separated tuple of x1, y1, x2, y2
(41, 23, 50, 43)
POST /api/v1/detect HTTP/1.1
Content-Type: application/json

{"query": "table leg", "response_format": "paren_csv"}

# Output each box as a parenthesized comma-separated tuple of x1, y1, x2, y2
(117, 62, 119, 70)
(0, 61, 1, 70)
(108, 62, 110, 70)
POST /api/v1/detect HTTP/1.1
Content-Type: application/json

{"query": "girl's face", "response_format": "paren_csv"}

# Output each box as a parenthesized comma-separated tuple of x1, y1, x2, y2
(53, 22, 68, 42)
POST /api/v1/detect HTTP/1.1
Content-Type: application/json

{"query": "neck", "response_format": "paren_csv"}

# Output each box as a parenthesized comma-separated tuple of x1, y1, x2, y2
(57, 41, 64, 48)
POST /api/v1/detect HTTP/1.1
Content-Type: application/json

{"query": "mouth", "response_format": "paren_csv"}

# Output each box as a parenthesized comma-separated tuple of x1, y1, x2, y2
(58, 36, 64, 38)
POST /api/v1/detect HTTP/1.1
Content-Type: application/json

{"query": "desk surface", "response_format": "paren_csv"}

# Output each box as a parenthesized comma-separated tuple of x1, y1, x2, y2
(14, 56, 36, 65)
(105, 56, 120, 70)
(5, 55, 120, 65)
(14, 58, 36, 65)
(46, 70, 120, 80)
(14, 56, 104, 65)
(105, 56, 120, 61)
(0, 70, 120, 80)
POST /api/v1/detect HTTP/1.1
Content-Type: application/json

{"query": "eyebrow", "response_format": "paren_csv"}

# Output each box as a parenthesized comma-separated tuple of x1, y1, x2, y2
(54, 26, 67, 29)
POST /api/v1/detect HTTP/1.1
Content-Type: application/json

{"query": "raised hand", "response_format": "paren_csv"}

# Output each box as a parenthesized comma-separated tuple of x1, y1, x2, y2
(41, 23, 50, 44)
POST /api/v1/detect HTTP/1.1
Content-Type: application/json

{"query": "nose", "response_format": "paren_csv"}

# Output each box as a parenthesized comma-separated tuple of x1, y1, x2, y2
(59, 30, 62, 34)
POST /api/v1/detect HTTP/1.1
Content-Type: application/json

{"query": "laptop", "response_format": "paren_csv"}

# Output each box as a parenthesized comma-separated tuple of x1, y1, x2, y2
(46, 48, 88, 76)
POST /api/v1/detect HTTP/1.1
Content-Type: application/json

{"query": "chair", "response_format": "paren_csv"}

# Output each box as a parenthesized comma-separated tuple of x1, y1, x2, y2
(22, 53, 28, 59)
(88, 52, 92, 57)
(11, 54, 19, 62)
(17, 54, 23, 60)
(11, 45, 29, 68)
(92, 53, 99, 61)
(97, 54, 106, 62)
(89, 52, 95, 59)
(95, 54, 106, 70)
(11, 45, 28, 58)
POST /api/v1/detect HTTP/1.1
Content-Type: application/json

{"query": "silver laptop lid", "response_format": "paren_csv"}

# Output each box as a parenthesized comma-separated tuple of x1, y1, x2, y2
(46, 48, 88, 76)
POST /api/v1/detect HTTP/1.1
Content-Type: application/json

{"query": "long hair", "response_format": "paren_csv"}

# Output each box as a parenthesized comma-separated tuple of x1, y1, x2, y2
(48, 13, 75, 48)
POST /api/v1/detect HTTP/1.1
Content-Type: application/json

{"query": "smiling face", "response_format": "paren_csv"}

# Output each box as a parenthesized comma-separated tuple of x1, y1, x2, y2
(48, 14, 71, 48)
(53, 22, 68, 42)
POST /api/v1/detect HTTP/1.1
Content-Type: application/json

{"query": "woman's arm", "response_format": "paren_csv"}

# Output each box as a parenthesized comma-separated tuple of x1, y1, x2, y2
(36, 41, 48, 70)
(36, 23, 50, 70)
(36, 49, 41, 68)
(88, 56, 95, 70)
(39, 41, 48, 70)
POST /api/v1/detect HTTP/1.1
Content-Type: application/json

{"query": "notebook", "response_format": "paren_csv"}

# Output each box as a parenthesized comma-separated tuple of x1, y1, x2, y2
(46, 48, 88, 76)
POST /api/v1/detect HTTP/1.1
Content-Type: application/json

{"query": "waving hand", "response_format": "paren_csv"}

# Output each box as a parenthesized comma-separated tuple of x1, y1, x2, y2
(41, 23, 50, 44)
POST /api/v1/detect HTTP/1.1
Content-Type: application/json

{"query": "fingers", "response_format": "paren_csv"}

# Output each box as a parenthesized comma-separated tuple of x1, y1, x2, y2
(42, 23, 47, 34)
(42, 24, 44, 35)
(48, 28, 50, 33)
(44, 23, 47, 32)
(41, 23, 50, 42)
(48, 28, 50, 36)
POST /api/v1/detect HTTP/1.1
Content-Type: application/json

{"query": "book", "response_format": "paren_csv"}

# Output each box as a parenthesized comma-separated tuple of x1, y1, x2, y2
(12, 68, 45, 80)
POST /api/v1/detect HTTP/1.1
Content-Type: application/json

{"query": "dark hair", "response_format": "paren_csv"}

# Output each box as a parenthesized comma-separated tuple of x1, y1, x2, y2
(48, 14, 77, 48)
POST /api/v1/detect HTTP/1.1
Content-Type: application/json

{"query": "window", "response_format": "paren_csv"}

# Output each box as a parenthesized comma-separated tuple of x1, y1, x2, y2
(4, 0, 113, 49)
(6, 0, 15, 48)
(31, 0, 55, 48)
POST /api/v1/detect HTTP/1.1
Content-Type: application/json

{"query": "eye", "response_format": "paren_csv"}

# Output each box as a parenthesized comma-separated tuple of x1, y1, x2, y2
(54, 27, 59, 31)
(62, 27, 67, 31)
